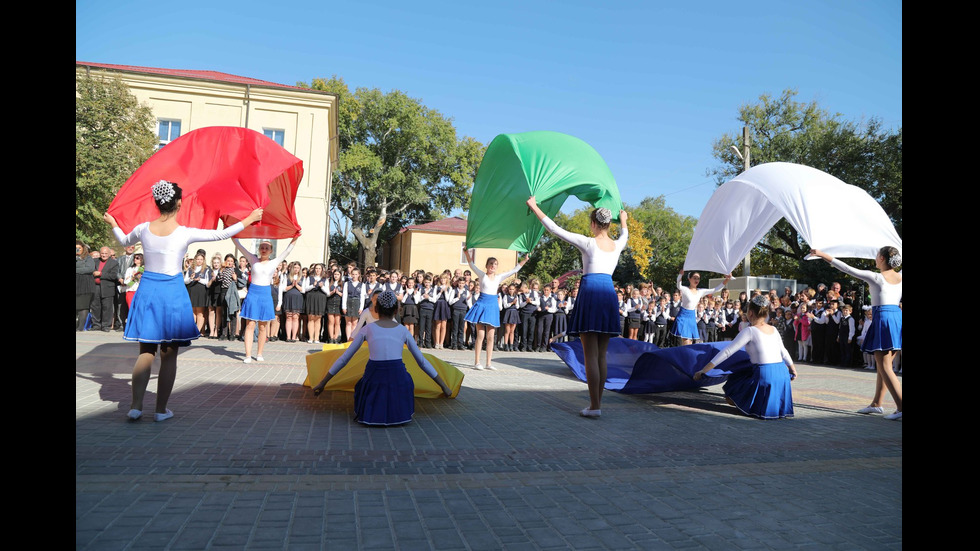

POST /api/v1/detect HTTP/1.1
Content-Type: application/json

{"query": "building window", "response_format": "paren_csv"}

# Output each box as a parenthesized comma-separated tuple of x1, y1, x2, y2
(460, 241, 468, 265)
(264, 129, 285, 147)
(157, 119, 181, 148)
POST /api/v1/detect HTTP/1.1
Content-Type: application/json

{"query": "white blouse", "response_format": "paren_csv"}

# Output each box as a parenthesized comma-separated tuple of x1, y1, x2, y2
(113, 222, 245, 276)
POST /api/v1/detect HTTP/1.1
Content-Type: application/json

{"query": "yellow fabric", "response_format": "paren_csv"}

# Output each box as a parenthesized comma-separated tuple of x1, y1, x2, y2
(304, 342, 464, 398)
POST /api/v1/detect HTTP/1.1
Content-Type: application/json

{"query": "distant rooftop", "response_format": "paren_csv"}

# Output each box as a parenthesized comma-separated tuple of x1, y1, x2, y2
(401, 217, 467, 234)
(76, 61, 319, 93)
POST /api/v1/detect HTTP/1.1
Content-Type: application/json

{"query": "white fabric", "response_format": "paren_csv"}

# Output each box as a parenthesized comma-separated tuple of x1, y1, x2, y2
(113, 222, 245, 276)
(541, 216, 627, 275)
(710, 325, 794, 367)
(684, 163, 902, 273)
(330, 323, 438, 378)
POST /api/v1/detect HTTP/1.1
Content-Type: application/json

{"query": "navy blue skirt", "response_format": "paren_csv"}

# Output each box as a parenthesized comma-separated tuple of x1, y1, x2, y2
(434, 299, 451, 321)
(671, 307, 700, 339)
(124, 271, 200, 346)
(354, 359, 415, 426)
(863, 305, 902, 352)
(465, 293, 501, 328)
(567, 273, 620, 336)
(241, 284, 275, 322)
(723, 361, 794, 419)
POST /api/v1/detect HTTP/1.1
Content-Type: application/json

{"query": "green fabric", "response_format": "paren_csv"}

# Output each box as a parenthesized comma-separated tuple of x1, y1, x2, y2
(465, 131, 623, 252)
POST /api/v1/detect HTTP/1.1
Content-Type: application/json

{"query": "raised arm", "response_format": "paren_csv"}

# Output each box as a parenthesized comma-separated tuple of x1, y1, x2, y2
(232, 238, 259, 266)
(271, 235, 300, 263)
(811, 249, 878, 284)
(462, 244, 487, 279)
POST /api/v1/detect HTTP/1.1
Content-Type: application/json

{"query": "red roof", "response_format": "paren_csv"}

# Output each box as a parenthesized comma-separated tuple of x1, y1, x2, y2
(401, 216, 467, 234)
(76, 61, 316, 92)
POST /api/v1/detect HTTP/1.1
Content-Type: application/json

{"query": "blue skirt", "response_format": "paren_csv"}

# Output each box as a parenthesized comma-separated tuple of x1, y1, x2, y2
(723, 362, 794, 419)
(241, 284, 275, 322)
(434, 299, 451, 321)
(465, 293, 501, 328)
(124, 271, 200, 346)
(567, 273, 620, 336)
(671, 307, 699, 339)
(354, 359, 415, 426)
(863, 305, 902, 352)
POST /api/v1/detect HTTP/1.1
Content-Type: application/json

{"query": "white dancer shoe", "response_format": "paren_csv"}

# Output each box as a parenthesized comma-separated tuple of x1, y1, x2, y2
(485, 363, 497, 370)
(243, 357, 252, 364)
(256, 356, 265, 362)
(884, 411, 902, 420)
(580, 407, 601, 418)
(154, 409, 174, 422)
(473, 363, 484, 371)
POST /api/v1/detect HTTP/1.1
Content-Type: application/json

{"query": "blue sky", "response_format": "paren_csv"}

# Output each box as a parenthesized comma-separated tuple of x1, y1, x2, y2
(77, 0, 901, 219)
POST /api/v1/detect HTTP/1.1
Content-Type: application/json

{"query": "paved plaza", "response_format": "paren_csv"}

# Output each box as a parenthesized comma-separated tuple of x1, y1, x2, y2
(77, 331, 901, 550)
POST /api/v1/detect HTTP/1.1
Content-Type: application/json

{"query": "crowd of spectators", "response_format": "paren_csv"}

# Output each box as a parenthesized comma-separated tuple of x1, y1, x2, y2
(76, 243, 900, 373)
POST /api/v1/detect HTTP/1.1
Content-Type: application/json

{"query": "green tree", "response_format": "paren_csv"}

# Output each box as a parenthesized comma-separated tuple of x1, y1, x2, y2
(299, 76, 485, 267)
(710, 89, 902, 278)
(628, 196, 697, 288)
(76, 73, 156, 247)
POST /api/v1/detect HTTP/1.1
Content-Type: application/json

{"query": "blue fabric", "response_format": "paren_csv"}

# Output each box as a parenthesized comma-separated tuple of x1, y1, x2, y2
(670, 307, 699, 339)
(722, 361, 795, 419)
(240, 284, 275, 321)
(124, 271, 200, 345)
(354, 359, 415, 426)
(552, 338, 752, 393)
(567, 273, 619, 335)
(863, 305, 902, 352)
(465, 292, 501, 327)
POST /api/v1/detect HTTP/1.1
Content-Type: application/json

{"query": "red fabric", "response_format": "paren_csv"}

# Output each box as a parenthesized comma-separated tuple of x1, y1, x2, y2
(108, 127, 303, 239)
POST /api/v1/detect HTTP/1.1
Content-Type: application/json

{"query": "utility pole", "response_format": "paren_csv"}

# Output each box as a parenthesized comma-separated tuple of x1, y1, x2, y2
(741, 126, 751, 277)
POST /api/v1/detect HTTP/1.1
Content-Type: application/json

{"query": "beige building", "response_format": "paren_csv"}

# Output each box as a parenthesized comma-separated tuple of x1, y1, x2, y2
(384, 217, 519, 278)
(77, 61, 339, 266)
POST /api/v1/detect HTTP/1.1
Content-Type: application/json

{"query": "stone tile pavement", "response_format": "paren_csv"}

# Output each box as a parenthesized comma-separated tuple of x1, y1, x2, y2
(77, 332, 901, 550)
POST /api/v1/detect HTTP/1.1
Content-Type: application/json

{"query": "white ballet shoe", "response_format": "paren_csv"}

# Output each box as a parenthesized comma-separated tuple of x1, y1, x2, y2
(154, 409, 174, 422)
(485, 363, 497, 370)
(473, 363, 484, 371)
(580, 407, 601, 418)
(857, 405, 883, 414)
(884, 411, 902, 420)
(256, 356, 265, 362)
(243, 357, 252, 364)
(127, 409, 142, 421)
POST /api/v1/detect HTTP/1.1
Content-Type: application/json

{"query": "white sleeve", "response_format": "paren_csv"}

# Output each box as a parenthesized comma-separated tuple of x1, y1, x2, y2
(328, 331, 367, 375)
(232, 237, 259, 266)
(183, 269, 193, 284)
(497, 262, 523, 281)
(541, 216, 590, 252)
(184, 222, 246, 244)
(404, 327, 439, 378)
(270, 240, 296, 264)
(830, 258, 881, 287)
(113, 223, 146, 247)
(466, 256, 487, 280)
(709, 327, 754, 366)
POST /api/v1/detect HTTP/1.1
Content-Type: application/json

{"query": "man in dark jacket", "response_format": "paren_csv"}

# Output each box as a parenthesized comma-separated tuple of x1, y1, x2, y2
(91, 247, 120, 332)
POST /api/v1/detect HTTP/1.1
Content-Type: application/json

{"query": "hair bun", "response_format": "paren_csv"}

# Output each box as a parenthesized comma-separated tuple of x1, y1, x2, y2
(594, 208, 612, 225)
(151, 180, 176, 203)
(377, 290, 397, 309)
(750, 295, 769, 309)
(888, 253, 902, 269)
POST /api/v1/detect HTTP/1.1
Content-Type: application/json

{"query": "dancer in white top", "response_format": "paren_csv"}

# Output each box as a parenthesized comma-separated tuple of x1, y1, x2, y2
(233, 234, 299, 363)
(673, 270, 732, 345)
(527, 196, 628, 418)
(104, 180, 263, 422)
(462, 244, 528, 370)
(312, 290, 452, 425)
(811, 247, 902, 420)
(694, 295, 797, 419)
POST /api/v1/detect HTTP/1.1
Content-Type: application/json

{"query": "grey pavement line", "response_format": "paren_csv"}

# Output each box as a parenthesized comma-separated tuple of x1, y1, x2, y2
(76, 455, 901, 492)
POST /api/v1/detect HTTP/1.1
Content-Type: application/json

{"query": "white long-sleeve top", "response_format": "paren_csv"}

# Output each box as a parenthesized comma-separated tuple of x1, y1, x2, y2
(831, 258, 902, 307)
(124, 266, 142, 293)
(184, 265, 211, 285)
(709, 326, 795, 367)
(466, 257, 523, 295)
(676, 274, 726, 310)
(448, 287, 472, 308)
(541, 216, 628, 275)
(113, 222, 245, 276)
(401, 288, 419, 305)
(303, 275, 328, 294)
(233, 238, 295, 287)
(329, 323, 438, 378)
(342, 281, 366, 313)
